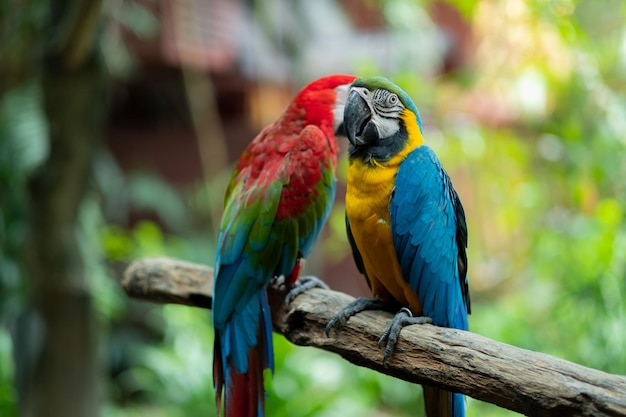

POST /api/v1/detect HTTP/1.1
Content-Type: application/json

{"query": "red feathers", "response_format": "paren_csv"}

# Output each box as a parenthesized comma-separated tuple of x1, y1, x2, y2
(230, 74, 356, 221)
(291, 74, 357, 142)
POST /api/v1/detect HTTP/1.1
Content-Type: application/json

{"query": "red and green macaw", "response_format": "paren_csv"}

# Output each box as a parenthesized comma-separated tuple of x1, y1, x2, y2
(326, 76, 471, 417)
(212, 74, 357, 417)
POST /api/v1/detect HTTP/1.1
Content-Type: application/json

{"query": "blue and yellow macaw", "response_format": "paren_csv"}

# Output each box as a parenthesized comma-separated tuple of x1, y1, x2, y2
(326, 76, 471, 417)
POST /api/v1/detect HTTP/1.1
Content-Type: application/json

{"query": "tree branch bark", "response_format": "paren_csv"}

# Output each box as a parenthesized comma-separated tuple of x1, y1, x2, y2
(122, 256, 626, 417)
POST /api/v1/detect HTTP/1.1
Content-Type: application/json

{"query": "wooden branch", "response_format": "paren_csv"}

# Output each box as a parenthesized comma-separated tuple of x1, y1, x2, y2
(122, 257, 626, 417)
(123, 257, 213, 309)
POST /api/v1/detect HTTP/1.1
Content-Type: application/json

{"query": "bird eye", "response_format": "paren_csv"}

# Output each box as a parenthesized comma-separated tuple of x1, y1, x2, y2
(387, 94, 398, 106)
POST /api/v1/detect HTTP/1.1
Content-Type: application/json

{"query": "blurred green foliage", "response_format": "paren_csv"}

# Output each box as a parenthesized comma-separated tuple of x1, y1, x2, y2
(0, 81, 49, 417)
(2, 0, 626, 416)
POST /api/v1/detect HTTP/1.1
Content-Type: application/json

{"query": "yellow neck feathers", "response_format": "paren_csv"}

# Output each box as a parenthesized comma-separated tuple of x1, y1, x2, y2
(401, 109, 423, 151)
(345, 108, 424, 219)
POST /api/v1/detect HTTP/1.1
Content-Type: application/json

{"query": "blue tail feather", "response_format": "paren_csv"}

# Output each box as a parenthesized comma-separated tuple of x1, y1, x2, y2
(214, 289, 273, 417)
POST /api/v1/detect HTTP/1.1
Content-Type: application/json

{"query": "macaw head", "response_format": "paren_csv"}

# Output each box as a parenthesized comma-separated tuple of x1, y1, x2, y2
(293, 74, 358, 136)
(343, 76, 424, 163)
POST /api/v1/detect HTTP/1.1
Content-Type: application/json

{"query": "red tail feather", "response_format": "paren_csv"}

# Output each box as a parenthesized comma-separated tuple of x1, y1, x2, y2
(214, 341, 265, 417)
(228, 348, 263, 417)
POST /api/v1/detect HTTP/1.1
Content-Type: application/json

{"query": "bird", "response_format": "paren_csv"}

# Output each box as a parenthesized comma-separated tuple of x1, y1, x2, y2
(212, 74, 357, 417)
(326, 76, 470, 417)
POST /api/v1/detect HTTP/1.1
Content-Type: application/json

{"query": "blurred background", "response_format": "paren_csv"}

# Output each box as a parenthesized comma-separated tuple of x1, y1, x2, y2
(1, 0, 626, 416)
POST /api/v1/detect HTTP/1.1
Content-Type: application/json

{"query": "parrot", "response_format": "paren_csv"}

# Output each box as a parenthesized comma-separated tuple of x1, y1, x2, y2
(212, 74, 357, 417)
(325, 76, 471, 417)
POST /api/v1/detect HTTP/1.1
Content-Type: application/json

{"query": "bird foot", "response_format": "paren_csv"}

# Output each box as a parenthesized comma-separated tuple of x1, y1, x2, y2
(272, 275, 287, 290)
(284, 275, 329, 306)
(325, 297, 387, 337)
(378, 307, 432, 367)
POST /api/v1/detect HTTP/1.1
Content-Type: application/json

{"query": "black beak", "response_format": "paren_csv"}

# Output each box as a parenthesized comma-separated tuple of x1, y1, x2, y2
(344, 91, 378, 146)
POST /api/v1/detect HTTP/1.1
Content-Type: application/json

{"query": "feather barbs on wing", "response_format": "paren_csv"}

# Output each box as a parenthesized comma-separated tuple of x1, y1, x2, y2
(390, 146, 469, 330)
(274, 125, 335, 221)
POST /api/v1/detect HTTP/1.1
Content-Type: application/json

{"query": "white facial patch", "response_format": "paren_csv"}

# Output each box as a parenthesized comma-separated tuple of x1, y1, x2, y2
(333, 84, 352, 132)
(351, 86, 405, 139)
(372, 115, 401, 138)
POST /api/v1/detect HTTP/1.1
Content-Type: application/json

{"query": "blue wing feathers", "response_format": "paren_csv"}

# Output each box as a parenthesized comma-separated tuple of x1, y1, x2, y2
(213, 259, 248, 324)
(391, 146, 469, 330)
(221, 219, 252, 265)
(215, 262, 264, 373)
(223, 290, 271, 373)
(259, 290, 275, 372)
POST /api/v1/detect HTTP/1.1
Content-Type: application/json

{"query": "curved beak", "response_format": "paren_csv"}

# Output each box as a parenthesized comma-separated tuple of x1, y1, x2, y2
(344, 90, 378, 146)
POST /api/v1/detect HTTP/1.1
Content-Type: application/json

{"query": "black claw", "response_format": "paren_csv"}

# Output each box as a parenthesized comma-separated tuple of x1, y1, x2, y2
(324, 305, 355, 337)
(383, 348, 393, 368)
(325, 316, 343, 337)
(325, 297, 386, 337)
(284, 275, 329, 306)
(378, 308, 433, 366)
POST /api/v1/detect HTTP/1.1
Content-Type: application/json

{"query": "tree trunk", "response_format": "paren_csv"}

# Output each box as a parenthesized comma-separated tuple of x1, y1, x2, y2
(13, 1, 107, 415)
(21, 63, 108, 417)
